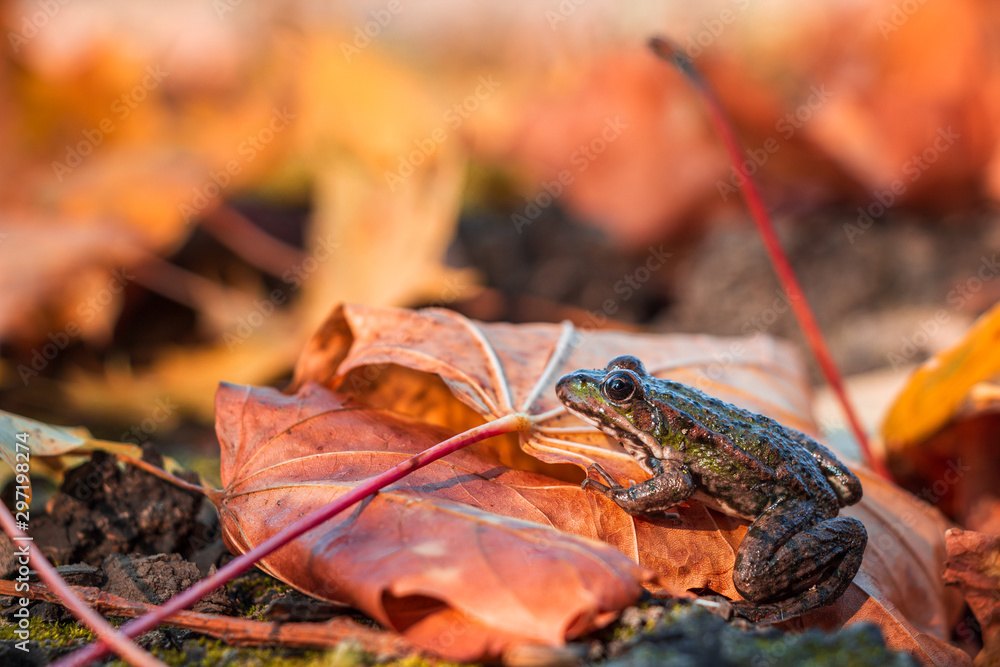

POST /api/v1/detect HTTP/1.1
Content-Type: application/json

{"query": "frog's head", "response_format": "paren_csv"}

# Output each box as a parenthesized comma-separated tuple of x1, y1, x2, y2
(556, 355, 664, 452)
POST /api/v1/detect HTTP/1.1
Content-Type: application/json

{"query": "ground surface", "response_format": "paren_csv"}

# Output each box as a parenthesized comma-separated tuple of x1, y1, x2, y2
(1, 201, 988, 663)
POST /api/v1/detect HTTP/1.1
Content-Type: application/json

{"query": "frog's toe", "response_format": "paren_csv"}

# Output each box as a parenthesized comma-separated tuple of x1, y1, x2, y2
(730, 600, 781, 625)
(581, 477, 614, 496)
(585, 462, 622, 487)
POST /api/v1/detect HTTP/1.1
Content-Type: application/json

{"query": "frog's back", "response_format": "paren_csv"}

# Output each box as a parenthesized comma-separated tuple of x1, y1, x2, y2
(653, 381, 842, 517)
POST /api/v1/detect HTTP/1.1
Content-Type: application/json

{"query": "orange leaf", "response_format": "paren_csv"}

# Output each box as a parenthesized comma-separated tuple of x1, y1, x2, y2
(213, 381, 654, 661)
(882, 300, 1000, 534)
(288, 303, 969, 665)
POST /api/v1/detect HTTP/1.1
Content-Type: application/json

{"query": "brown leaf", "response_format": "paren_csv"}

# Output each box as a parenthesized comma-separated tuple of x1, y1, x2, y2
(213, 381, 654, 661)
(289, 303, 969, 665)
(944, 529, 1000, 666)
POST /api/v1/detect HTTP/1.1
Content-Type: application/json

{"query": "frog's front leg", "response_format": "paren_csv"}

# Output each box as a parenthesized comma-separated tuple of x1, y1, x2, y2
(582, 458, 695, 514)
(731, 497, 867, 624)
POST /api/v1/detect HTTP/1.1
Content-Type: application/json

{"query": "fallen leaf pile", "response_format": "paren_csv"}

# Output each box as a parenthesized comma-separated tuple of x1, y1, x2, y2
(211, 304, 969, 663)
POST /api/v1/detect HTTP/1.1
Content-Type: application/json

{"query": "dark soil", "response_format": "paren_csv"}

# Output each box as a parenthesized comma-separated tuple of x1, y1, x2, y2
(451, 205, 1000, 381)
(0, 448, 346, 664)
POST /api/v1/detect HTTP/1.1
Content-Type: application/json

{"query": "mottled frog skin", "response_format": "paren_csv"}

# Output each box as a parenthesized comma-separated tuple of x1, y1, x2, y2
(556, 355, 867, 623)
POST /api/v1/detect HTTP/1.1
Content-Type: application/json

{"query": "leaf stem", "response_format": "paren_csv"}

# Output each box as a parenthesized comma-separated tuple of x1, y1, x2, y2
(52, 412, 535, 667)
(112, 452, 208, 495)
(648, 37, 889, 479)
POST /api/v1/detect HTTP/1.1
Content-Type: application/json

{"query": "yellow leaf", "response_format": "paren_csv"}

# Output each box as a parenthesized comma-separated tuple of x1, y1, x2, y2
(882, 299, 1000, 447)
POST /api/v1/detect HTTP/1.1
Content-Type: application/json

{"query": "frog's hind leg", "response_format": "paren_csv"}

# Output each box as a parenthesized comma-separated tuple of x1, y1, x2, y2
(731, 500, 867, 624)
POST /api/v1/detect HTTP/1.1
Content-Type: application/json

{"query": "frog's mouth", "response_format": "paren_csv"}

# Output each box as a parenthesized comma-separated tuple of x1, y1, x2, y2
(566, 406, 663, 465)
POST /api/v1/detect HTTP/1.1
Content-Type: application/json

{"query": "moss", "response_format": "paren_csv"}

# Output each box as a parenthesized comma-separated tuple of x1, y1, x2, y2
(0, 615, 477, 667)
(229, 571, 292, 602)
(599, 601, 918, 667)
(99, 635, 329, 667)
(0, 615, 97, 644)
(728, 623, 917, 667)
(611, 623, 639, 642)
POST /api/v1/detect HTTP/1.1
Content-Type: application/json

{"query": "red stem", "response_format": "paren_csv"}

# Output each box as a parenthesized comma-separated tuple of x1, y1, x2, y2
(53, 413, 534, 667)
(648, 37, 889, 479)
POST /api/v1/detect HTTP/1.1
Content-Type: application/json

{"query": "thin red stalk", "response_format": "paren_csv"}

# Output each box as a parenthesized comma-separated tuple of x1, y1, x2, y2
(201, 204, 308, 279)
(648, 37, 889, 479)
(0, 503, 165, 667)
(54, 412, 534, 667)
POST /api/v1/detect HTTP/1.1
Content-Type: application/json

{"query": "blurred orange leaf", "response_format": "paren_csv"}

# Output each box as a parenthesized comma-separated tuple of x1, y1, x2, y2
(881, 299, 1000, 535)
(883, 299, 1000, 447)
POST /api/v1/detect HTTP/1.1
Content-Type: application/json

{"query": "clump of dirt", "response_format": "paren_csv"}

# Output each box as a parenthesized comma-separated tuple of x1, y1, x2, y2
(102, 552, 232, 614)
(0, 449, 349, 664)
(8, 446, 218, 571)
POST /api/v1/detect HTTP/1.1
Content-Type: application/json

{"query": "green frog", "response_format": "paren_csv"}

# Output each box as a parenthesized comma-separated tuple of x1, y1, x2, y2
(555, 355, 867, 623)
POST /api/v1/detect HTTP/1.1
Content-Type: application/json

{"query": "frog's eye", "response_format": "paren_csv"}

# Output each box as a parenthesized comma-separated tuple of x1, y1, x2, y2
(603, 371, 637, 403)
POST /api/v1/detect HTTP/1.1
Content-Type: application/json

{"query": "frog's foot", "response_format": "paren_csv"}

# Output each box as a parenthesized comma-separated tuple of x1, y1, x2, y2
(582, 462, 622, 490)
(581, 461, 694, 516)
(730, 539, 863, 625)
(732, 505, 868, 624)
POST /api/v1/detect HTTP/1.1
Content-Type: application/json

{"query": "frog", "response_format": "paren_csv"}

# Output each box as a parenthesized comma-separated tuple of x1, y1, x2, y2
(555, 355, 867, 624)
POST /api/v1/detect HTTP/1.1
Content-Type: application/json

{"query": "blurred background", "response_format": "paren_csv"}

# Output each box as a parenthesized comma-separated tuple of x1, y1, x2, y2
(1, 0, 999, 474)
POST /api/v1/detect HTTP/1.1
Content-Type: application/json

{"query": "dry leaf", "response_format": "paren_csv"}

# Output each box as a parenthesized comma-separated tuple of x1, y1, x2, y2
(212, 381, 654, 661)
(882, 300, 1000, 534)
(286, 303, 968, 665)
(0, 408, 191, 503)
(883, 300, 1000, 447)
(943, 529, 1000, 666)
